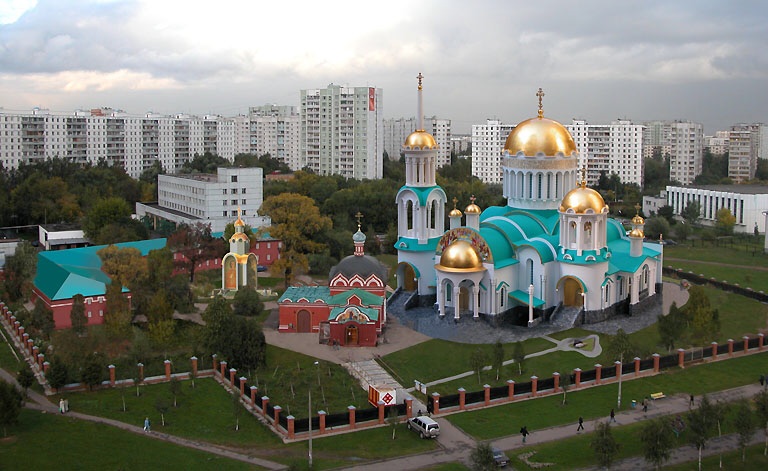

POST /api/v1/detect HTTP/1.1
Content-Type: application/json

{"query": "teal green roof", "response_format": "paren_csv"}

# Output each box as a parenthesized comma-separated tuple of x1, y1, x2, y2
(480, 216, 557, 263)
(278, 286, 330, 303)
(396, 185, 446, 206)
(34, 239, 167, 301)
(394, 236, 440, 253)
(509, 290, 546, 308)
(328, 288, 383, 306)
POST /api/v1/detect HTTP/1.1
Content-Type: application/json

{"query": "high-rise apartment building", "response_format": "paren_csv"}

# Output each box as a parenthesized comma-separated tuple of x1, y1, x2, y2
(728, 123, 766, 183)
(641, 120, 703, 185)
(237, 105, 301, 170)
(383, 116, 451, 167)
(566, 119, 644, 187)
(299, 84, 383, 180)
(0, 108, 236, 178)
(704, 131, 730, 155)
(471, 119, 515, 184)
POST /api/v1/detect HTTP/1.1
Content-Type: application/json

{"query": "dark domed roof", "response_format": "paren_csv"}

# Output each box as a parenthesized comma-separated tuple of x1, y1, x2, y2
(329, 254, 388, 281)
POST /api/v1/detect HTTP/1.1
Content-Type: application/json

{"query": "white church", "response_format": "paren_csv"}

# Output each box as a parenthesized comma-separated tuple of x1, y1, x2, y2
(394, 77, 663, 326)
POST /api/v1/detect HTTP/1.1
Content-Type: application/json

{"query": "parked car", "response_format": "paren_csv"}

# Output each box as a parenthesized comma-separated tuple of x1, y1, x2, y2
(492, 447, 510, 467)
(406, 415, 440, 438)
(257, 265, 267, 272)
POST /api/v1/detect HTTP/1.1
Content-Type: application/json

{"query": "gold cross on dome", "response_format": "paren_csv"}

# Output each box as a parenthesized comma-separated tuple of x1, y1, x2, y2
(470, 194, 476, 204)
(580, 167, 587, 187)
(417, 72, 424, 90)
(355, 211, 364, 229)
(452, 197, 458, 209)
(634, 203, 641, 215)
(536, 88, 545, 117)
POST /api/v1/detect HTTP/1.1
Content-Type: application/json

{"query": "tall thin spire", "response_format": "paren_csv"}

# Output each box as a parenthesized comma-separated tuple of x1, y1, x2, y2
(536, 88, 545, 118)
(417, 72, 424, 131)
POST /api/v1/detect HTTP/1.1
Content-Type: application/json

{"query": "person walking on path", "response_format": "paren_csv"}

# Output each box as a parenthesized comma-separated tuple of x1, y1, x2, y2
(144, 417, 151, 432)
(59, 398, 65, 414)
(610, 408, 616, 423)
(576, 416, 584, 432)
(689, 393, 695, 407)
(642, 399, 648, 415)
(520, 425, 529, 443)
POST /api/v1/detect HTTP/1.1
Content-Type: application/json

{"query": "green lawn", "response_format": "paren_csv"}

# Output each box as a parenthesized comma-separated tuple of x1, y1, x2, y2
(0, 329, 22, 372)
(666, 260, 768, 292)
(664, 243, 768, 267)
(0, 409, 258, 470)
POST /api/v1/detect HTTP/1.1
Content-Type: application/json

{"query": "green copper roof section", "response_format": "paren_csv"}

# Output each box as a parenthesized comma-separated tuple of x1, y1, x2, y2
(394, 236, 440, 252)
(396, 185, 446, 206)
(34, 238, 167, 301)
(278, 286, 331, 303)
(328, 288, 383, 306)
(509, 290, 546, 308)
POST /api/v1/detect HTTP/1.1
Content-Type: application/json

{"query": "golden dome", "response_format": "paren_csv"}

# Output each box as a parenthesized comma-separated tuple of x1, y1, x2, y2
(629, 228, 644, 238)
(437, 240, 484, 272)
(631, 214, 645, 225)
(465, 203, 481, 215)
(504, 116, 577, 156)
(559, 185, 608, 214)
(234, 213, 245, 227)
(449, 208, 463, 218)
(230, 232, 249, 243)
(404, 130, 437, 149)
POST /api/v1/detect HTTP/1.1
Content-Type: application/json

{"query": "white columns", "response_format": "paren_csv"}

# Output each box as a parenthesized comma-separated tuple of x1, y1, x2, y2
(437, 282, 445, 316)
(473, 285, 480, 319)
(454, 285, 461, 320)
(527, 284, 534, 326)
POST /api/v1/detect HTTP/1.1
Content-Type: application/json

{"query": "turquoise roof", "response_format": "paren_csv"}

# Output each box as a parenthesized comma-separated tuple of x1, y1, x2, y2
(328, 288, 383, 306)
(396, 185, 446, 206)
(394, 236, 440, 253)
(34, 239, 167, 301)
(509, 290, 546, 308)
(278, 286, 330, 303)
(480, 216, 557, 263)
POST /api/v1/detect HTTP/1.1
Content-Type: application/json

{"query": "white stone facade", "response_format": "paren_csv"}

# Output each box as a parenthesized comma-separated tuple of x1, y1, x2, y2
(666, 184, 768, 234)
(471, 119, 516, 184)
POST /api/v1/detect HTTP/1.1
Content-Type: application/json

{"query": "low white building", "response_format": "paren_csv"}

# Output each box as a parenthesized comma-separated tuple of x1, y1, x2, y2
(136, 167, 270, 233)
(643, 191, 668, 216)
(666, 184, 768, 234)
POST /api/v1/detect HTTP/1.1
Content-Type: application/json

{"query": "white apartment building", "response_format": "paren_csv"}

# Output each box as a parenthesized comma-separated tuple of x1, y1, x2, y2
(383, 116, 452, 168)
(567, 119, 644, 187)
(728, 123, 766, 183)
(451, 135, 471, 156)
(704, 131, 729, 155)
(471, 119, 515, 184)
(0, 108, 237, 178)
(135, 167, 269, 233)
(667, 121, 704, 185)
(239, 105, 301, 170)
(666, 184, 768, 234)
(299, 84, 384, 180)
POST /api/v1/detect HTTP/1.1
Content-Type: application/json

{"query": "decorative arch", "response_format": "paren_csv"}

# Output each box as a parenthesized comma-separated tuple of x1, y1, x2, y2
(557, 276, 588, 307)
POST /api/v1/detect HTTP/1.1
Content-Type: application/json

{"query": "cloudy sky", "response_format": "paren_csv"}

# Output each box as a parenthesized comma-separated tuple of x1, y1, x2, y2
(1, 0, 766, 134)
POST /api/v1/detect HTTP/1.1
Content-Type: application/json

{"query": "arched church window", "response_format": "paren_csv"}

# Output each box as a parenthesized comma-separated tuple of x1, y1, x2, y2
(605, 284, 610, 303)
(546, 174, 552, 199)
(527, 259, 534, 286)
(527, 173, 533, 198)
(555, 173, 561, 198)
(537, 174, 543, 199)
(584, 221, 592, 237)
(500, 287, 506, 308)
(406, 200, 414, 232)
(446, 283, 452, 302)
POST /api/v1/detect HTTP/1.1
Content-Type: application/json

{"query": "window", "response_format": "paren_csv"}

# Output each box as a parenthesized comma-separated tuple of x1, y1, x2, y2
(222, 189, 227, 194)
(231, 188, 238, 194)
(242, 199, 246, 205)
(231, 175, 238, 182)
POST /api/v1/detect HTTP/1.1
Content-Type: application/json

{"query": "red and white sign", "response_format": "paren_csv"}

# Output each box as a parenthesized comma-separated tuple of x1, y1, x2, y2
(368, 88, 376, 111)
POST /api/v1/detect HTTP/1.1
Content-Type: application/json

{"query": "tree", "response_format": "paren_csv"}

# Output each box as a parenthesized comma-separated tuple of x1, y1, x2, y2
(674, 221, 691, 242)
(469, 442, 496, 471)
(155, 397, 170, 426)
(606, 328, 637, 361)
(512, 341, 526, 375)
(230, 317, 267, 372)
(3, 240, 37, 301)
(682, 201, 701, 226)
(386, 406, 399, 440)
(202, 295, 234, 356)
(657, 302, 687, 351)
(232, 392, 243, 431)
(46, 359, 69, 391)
(640, 417, 675, 470)
(81, 196, 133, 242)
(167, 222, 224, 282)
(685, 286, 720, 345)
(97, 245, 148, 288)
(657, 205, 675, 223)
(169, 377, 182, 408)
(754, 390, 768, 456)
(259, 193, 332, 287)
(70, 294, 87, 335)
(469, 348, 487, 384)
(179, 152, 228, 174)
(715, 207, 736, 236)
(687, 395, 725, 471)
(30, 298, 55, 339)
(491, 339, 504, 381)
(0, 380, 22, 437)
(591, 420, 620, 468)
(16, 367, 35, 397)
(233, 288, 264, 317)
(734, 399, 755, 462)
(643, 216, 670, 240)
(80, 353, 104, 391)
(560, 370, 571, 405)
(104, 282, 133, 338)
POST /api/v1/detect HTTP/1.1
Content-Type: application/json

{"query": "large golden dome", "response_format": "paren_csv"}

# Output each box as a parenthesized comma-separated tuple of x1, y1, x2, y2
(504, 116, 577, 156)
(437, 240, 484, 272)
(404, 130, 437, 149)
(559, 184, 608, 214)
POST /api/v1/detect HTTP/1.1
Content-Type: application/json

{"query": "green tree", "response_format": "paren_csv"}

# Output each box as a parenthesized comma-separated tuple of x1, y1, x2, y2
(46, 359, 69, 391)
(233, 288, 264, 317)
(259, 193, 332, 287)
(643, 216, 670, 240)
(0, 380, 22, 437)
(169, 377, 182, 407)
(179, 152, 228, 174)
(715, 207, 736, 236)
(685, 286, 720, 345)
(3, 240, 37, 301)
(232, 391, 243, 431)
(512, 341, 526, 375)
(754, 390, 768, 456)
(687, 395, 725, 471)
(97, 245, 148, 288)
(591, 420, 620, 468)
(657, 205, 675, 223)
(658, 302, 687, 351)
(491, 339, 504, 381)
(682, 201, 701, 225)
(16, 367, 35, 397)
(470, 348, 487, 384)
(148, 319, 175, 346)
(469, 442, 495, 471)
(81, 196, 133, 242)
(80, 353, 103, 391)
(30, 298, 55, 339)
(606, 328, 637, 361)
(167, 222, 224, 282)
(202, 295, 234, 356)
(104, 282, 132, 338)
(674, 221, 691, 242)
(229, 317, 267, 372)
(734, 399, 755, 462)
(560, 370, 571, 405)
(386, 406, 399, 440)
(640, 417, 675, 470)
(70, 294, 87, 335)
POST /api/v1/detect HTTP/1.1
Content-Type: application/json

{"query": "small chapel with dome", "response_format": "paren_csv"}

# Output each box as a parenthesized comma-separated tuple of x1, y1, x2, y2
(395, 77, 662, 326)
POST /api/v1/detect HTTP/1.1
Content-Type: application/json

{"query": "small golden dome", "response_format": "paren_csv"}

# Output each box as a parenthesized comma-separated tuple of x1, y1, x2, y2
(465, 203, 481, 215)
(404, 130, 437, 149)
(234, 214, 245, 227)
(631, 214, 645, 225)
(504, 116, 577, 156)
(437, 240, 484, 272)
(559, 185, 608, 214)
(449, 208, 463, 218)
(629, 228, 644, 238)
(230, 232, 249, 243)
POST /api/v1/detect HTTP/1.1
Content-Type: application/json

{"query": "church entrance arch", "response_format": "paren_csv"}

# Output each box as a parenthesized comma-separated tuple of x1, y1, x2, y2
(345, 325, 359, 345)
(459, 286, 470, 311)
(297, 310, 311, 333)
(397, 263, 418, 291)
(561, 277, 584, 307)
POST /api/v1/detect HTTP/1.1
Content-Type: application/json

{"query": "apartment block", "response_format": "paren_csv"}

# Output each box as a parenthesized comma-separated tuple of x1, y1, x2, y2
(300, 84, 383, 180)
(384, 116, 451, 168)
(471, 119, 515, 184)
(728, 123, 766, 183)
(566, 119, 644, 187)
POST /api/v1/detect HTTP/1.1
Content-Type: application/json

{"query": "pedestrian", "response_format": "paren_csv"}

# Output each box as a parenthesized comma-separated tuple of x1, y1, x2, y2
(59, 398, 65, 414)
(642, 399, 648, 414)
(760, 375, 765, 387)
(520, 425, 529, 443)
(576, 416, 584, 432)
(417, 409, 422, 416)
(610, 408, 616, 423)
(64, 398, 69, 413)
(144, 417, 151, 432)
(689, 394, 695, 407)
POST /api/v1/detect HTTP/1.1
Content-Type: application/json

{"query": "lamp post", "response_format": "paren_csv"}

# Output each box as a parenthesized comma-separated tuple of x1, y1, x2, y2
(308, 389, 313, 469)
(617, 354, 623, 410)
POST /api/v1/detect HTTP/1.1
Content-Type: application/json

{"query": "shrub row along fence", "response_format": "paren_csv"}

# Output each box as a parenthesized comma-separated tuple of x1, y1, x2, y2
(3, 301, 767, 442)
(662, 266, 768, 303)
